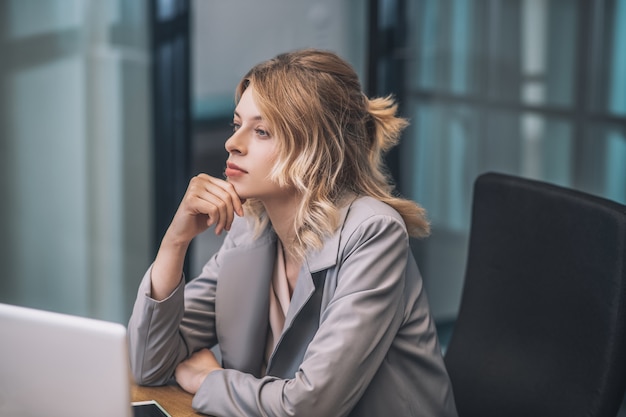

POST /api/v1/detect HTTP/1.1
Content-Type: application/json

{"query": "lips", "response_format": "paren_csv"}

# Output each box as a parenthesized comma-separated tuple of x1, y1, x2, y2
(225, 162, 248, 177)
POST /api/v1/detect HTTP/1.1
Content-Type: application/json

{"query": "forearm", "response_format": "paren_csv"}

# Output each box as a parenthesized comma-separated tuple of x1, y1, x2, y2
(151, 232, 190, 301)
(128, 269, 188, 385)
(129, 246, 224, 385)
(150, 173, 243, 300)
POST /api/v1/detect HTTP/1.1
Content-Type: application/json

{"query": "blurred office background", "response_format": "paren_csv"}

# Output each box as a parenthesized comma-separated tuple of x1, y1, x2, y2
(0, 0, 152, 322)
(1, 0, 624, 333)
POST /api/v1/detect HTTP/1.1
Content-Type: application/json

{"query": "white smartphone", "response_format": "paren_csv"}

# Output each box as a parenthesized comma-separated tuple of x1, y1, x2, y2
(132, 400, 172, 417)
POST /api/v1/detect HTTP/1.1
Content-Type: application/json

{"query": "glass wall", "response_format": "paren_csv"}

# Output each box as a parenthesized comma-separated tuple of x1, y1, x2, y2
(0, 0, 152, 323)
(401, 0, 626, 320)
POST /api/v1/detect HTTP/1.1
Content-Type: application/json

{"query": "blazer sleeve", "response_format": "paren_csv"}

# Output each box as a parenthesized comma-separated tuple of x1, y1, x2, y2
(192, 213, 410, 417)
(128, 230, 238, 386)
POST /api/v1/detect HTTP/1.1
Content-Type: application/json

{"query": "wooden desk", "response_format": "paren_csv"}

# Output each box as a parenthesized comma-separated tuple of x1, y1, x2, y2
(132, 383, 200, 417)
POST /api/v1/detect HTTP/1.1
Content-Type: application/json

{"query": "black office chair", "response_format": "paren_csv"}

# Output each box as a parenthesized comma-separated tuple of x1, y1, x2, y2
(444, 172, 626, 417)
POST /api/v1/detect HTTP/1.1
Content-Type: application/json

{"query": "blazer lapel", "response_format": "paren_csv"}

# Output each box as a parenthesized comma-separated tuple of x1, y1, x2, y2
(216, 233, 276, 377)
(266, 199, 354, 377)
(266, 267, 326, 378)
(283, 266, 316, 334)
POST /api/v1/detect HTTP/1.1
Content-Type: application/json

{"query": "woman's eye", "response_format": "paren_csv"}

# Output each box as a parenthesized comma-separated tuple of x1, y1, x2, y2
(255, 128, 270, 137)
(230, 122, 241, 132)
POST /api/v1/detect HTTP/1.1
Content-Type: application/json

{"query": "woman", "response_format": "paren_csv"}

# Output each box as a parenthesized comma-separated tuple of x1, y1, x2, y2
(128, 48, 457, 417)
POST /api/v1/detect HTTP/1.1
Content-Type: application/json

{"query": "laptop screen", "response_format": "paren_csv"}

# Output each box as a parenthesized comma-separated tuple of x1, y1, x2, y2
(0, 303, 133, 417)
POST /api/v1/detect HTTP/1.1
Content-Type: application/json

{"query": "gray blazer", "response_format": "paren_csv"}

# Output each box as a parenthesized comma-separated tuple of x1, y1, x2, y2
(128, 196, 457, 417)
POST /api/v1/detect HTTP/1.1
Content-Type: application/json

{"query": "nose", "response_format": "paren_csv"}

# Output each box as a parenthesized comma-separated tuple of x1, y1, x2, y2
(225, 129, 246, 155)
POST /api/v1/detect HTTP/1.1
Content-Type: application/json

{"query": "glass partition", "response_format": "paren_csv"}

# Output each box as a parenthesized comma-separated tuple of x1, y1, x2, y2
(0, 0, 152, 322)
(399, 0, 626, 321)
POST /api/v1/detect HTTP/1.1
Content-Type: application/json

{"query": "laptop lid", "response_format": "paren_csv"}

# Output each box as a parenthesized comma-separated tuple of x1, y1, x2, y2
(0, 302, 132, 417)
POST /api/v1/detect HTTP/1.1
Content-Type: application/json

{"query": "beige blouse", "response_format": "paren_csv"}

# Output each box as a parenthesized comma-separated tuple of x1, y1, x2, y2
(263, 240, 291, 373)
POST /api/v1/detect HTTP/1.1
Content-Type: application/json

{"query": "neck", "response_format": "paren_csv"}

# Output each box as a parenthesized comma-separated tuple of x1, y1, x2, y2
(264, 193, 303, 294)
(262, 191, 300, 250)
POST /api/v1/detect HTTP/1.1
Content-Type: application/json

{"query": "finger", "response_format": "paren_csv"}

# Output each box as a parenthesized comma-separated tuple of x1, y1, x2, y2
(200, 184, 235, 234)
(206, 176, 245, 217)
(189, 175, 235, 229)
(202, 176, 245, 226)
(190, 193, 231, 234)
(190, 174, 244, 232)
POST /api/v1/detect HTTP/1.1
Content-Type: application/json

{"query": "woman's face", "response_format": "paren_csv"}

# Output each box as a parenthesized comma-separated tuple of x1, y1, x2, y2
(224, 86, 293, 202)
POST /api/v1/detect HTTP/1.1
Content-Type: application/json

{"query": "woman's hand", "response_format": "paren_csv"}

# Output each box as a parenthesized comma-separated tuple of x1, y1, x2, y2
(175, 348, 223, 394)
(168, 174, 245, 243)
(151, 174, 244, 300)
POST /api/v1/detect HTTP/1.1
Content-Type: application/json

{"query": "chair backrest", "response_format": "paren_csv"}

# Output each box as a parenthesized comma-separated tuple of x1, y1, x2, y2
(444, 172, 626, 417)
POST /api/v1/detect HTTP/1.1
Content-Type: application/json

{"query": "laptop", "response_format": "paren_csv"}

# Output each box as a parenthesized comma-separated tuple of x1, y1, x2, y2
(0, 302, 133, 417)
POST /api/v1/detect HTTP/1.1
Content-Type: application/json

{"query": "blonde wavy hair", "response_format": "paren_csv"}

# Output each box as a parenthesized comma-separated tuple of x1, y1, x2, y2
(236, 48, 429, 260)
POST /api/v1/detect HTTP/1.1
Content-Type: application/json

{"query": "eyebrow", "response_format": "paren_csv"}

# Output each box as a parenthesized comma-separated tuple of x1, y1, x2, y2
(233, 110, 263, 121)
